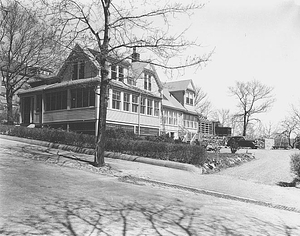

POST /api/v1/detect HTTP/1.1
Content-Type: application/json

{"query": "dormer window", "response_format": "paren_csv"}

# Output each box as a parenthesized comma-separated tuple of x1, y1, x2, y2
(111, 64, 125, 81)
(119, 66, 124, 81)
(111, 65, 117, 80)
(186, 91, 194, 105)
(72, 61, 85, 80)
(144, 72, 152, 91)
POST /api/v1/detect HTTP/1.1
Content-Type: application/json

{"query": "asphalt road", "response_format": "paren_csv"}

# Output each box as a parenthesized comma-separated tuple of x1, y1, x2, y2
(1, 138, 300, 235)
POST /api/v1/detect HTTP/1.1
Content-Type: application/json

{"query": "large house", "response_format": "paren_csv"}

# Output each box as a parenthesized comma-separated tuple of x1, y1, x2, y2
(18, 44, 200, 140)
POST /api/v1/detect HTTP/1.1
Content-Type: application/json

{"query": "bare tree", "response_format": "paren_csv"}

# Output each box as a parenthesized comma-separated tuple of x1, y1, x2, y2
(48, 0, 211, 167)
(228, 80, 275, 136)
(0, 0, 62, 124)
(211, 108, 231, 127)
(279, 116, 299, 148)
(194, 86, 211, 117)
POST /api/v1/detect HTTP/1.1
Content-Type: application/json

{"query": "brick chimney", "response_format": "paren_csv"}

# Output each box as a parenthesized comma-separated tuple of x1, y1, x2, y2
(131, 47, 140, 62)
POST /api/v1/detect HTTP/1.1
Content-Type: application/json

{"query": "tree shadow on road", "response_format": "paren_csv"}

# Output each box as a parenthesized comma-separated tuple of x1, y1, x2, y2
(1, 198, 299, 236)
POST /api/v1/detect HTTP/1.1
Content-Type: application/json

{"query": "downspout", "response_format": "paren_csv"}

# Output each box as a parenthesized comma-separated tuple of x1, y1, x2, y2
(138, 91, 141, 135)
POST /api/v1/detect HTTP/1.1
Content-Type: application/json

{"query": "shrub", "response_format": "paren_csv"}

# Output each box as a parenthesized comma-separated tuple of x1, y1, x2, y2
(290, 153, 300, 178)
(0, 124, 207, 166)
(145, 134, 175, 143)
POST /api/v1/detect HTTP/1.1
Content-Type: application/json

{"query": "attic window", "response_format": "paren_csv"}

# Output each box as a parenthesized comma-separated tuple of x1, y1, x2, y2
(144, 72, 152, 91)
(72, 61, 85, 80)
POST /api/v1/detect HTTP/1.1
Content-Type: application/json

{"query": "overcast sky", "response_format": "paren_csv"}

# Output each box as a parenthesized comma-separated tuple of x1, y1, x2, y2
(167, 0, 300, 126)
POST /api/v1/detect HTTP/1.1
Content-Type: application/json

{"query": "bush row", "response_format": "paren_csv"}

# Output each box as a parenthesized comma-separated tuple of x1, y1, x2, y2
(0, 125, 95, 149)
(0, 125, 207, 165)
(106, 138, 207, 165)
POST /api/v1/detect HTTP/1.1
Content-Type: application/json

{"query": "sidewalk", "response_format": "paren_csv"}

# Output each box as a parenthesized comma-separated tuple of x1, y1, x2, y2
(1, 135, 300, 213)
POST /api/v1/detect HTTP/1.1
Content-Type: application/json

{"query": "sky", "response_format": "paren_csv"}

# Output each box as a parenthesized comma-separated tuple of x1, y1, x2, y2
(164, 0, 300, 126)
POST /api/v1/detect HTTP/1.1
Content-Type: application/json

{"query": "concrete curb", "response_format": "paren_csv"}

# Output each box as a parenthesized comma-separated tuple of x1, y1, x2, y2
(0, 135, 203, 173)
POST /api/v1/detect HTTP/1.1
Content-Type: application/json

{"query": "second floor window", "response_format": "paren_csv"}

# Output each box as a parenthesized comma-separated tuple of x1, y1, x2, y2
(123, 93, 130, 111)
(72, 61, 85, 80)
(112, 90, 121, 109)
(144, 73, 152, 91)
(132, 94, 139, 113)
(119, 66, 124, 81)
(111, 65, 117, 80)
(186, 91, 194, 105)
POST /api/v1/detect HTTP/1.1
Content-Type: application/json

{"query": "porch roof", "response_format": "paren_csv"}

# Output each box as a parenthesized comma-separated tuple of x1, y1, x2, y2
(18, 77, 161, 99)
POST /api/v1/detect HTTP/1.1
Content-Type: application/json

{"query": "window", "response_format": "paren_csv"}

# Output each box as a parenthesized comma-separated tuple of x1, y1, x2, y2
(123, 93, 130, 111)
(72, 61, 85, 80)
(132, 94, 139, 113)
(119, 66, 124, 81)
(147, 99, 153, 115)
(186, 91, 194, 105)
(144, 73, 152, 91)
(71, 87, 95, 108)
(148, 77, 152, 91)
(45, 91, 67, 111)
(112, 90, 121, 109)
(154, 101, 159, 116)
(174, 112, 177, 125)
(140, 97, 146, 114)
(168, 111, 173, 125)
(144, 75, 148, 90)
(111, 65, 117, 80)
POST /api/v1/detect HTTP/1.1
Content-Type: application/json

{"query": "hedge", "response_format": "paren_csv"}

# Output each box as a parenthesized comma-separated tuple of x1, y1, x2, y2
(0, 125, 207, 165)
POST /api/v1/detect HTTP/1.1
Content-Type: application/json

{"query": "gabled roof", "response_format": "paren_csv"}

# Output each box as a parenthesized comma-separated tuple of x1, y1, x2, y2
(131, 61, 163, 92)
(165, 79, 196, 92)
(56, 44, 99, 79)
(162, 88, 198, 115)
(162, 88, 186, 112)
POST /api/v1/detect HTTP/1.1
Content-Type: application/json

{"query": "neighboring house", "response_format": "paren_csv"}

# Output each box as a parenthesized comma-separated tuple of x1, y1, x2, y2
(0, 63, 51, 123)
(18, 44, 163, 136)
(199, 116, 231, 137)
(161, 79, 199, 141)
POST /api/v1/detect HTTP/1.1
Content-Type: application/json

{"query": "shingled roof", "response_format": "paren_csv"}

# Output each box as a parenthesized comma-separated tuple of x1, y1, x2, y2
(165, 79, 195, 92)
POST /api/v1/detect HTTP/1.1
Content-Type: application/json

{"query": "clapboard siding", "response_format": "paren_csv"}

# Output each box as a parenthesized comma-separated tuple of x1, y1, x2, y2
(44, 108, 96, 123)
(107, 109, 160, 128)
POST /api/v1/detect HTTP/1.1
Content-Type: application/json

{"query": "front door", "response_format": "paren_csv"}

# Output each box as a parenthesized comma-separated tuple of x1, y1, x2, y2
(22, 97, 33, 124)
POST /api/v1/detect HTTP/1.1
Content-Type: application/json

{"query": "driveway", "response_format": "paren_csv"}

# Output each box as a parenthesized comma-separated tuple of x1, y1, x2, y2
(217, 148, 299, 185)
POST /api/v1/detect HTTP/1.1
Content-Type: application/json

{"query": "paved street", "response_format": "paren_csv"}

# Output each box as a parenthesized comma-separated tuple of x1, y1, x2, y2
(1, 137, 300, 235)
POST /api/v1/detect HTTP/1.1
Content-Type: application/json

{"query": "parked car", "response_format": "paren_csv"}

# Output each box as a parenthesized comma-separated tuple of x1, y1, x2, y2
(226, 136, 258, 153)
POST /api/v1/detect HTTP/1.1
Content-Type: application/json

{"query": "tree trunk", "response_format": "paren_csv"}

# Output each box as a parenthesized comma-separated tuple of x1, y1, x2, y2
(242, 113, 247, 136)
(94, 77, 109, 167)
(6, 90, 14, 125)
